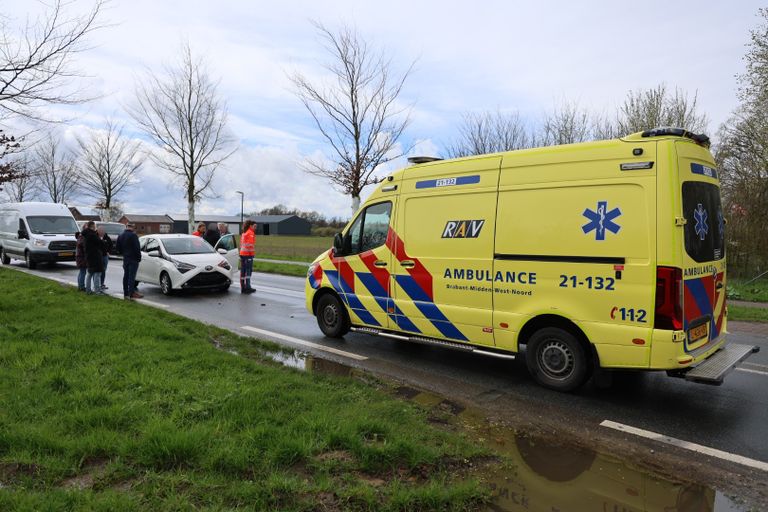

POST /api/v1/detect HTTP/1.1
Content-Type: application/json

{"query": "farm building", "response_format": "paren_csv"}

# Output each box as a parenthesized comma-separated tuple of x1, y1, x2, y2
(171, 214, 242, 235)
(118, 214, 174, 236)
(248, 215, 311, 236)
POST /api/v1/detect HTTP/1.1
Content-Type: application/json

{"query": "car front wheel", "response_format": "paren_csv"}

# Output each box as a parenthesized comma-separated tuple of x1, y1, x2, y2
(0, 247, 9, 265)
(160, 272, 173, 296)
(25, 251, 37, 269)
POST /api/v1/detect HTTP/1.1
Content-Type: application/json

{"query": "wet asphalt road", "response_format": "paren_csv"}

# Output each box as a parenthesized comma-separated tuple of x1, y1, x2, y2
(9, 260, 768, 467)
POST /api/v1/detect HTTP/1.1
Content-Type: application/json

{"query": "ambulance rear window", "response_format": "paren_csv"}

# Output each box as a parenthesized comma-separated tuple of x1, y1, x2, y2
(682, 181, 725, 262)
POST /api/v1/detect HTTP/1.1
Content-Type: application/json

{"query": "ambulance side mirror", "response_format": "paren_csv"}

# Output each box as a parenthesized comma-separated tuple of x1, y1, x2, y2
(333, 232, 344, 255)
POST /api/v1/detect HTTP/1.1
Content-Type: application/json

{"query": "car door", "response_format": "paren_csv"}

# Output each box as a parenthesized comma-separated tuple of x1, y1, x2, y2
(138, 237, 161, 284)
(214, 234, 239, 275)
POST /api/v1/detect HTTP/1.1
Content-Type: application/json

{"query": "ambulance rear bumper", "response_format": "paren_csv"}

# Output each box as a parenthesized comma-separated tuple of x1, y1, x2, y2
(668, 343, 759, 385)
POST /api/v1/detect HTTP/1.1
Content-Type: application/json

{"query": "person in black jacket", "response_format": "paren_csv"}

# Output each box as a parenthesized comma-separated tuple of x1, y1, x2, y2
(116, 223, 143, 299)
(203, 223, 220, 247)
(97, 226, 113, 291)
(82, 221, 105, 294)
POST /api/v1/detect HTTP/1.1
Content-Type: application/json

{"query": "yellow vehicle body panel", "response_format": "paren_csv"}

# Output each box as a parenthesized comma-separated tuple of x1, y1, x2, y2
(305, 132, 727, 374)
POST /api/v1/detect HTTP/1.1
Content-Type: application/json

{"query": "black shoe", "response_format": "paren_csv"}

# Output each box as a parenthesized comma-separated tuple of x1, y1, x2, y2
(242, 288, 256, 294)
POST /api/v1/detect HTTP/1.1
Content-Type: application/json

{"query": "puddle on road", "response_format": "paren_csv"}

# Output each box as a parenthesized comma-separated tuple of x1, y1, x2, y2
(263, 349, 750, 512)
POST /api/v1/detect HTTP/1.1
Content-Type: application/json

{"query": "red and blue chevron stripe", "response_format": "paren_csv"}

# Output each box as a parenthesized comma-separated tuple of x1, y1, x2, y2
(683, 272, 725, 342)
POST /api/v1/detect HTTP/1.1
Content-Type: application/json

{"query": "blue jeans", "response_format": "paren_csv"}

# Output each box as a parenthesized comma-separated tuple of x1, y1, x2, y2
(100, 255, 109, 287)
(86, 270, 102, 293)
(240, 256, 253, 290)
(123, 260, 139, 297)
(77, 267, 86, 290)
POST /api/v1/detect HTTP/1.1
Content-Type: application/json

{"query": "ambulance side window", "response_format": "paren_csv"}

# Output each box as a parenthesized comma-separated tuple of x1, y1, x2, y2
(344, 201, 391, 255)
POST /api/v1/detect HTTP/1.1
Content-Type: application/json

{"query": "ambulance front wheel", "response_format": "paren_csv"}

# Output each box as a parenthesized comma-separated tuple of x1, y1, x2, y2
(316, 294, 350, 338)
(526, 327, 590, 392)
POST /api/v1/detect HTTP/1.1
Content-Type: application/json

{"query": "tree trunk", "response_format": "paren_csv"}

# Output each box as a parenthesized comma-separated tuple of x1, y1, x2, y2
(351, 195, 361, 216)
(187, 200, 195, 234)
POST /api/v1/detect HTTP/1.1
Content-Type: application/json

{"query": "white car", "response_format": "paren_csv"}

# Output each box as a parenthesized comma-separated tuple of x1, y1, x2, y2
(137, 234, 235, 295)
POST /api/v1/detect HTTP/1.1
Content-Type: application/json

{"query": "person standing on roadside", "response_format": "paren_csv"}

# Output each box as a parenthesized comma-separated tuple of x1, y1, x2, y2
(97, 226, 113, 291)
(239, 220, 256, 294)
(116, 223, 143, 299)
(83, 221, 105, 294)
(203, 222, 220, 247)
(75, 230, 87, 291)
(192, 222, 206, 237)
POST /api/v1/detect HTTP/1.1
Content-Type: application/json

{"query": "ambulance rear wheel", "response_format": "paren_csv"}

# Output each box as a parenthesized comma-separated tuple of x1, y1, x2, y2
(526, 327, 589, 392)
(316, 294, 350, 338)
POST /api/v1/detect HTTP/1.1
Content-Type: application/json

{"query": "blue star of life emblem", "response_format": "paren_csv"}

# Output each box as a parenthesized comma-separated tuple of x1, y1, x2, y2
(582, 201, 621, 241)
(694, 203, 708, 241)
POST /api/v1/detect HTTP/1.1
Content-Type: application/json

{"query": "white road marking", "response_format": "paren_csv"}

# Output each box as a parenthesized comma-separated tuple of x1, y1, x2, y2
(241, 325, 367, 361)
(600, 420, 768, 472)
(743, 362, 768, 370)
(736, 367, 768, 377)
(232, 281, 304, 299)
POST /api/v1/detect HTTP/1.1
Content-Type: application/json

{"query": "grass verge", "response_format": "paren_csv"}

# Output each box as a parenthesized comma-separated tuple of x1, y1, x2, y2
(256, 235, 332, 262)
(0, 268, 490, 511)
(727, 278, 768, 303)
(253, 260, 309, 278)
(729, 305, 768, 323)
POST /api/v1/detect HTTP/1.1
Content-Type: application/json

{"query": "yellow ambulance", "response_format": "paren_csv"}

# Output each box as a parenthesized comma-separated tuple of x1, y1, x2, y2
(305, 128, 758, 391)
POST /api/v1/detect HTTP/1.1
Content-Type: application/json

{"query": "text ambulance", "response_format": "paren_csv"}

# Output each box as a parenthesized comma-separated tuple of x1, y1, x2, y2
(305, 128, 758, 391)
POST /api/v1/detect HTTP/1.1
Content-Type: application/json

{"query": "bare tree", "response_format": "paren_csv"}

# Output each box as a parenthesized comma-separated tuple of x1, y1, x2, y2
(290, 22, 414, 214)
(33, 135, 78, 203)
(76, 118, 144, 220)
(616, 84, 708, 136)
(537, 101, 592, 146)
(2, 154, 37, 201)
(445, 110, 530, 158)
(0, 0, 105, 120)
(0, 128, 22, 190)
(128, 44, 235, 233)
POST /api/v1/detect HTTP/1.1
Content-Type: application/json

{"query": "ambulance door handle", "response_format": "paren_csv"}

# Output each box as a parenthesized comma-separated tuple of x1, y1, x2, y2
(400, 260, 415, 268)
(374, 260, 388, 268)
(716, 282, 724, 291)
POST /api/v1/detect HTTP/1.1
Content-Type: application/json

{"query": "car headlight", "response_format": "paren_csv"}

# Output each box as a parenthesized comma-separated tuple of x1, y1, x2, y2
(170, 258, 195, 274)
(33, 239, 47, 247)
(218, 260, 231, 271)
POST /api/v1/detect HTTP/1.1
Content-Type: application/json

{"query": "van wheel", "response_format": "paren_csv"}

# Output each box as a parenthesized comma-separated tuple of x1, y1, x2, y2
(316, 294, 350, 338)
(526, 327, 589, 392)
(160, 272, 173, 295)
(0, 247, 9, 265)
(25, 251, 37, 270)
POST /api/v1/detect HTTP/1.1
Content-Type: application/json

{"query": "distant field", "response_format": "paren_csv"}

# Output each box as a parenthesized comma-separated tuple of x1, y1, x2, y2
(256, 235, 332, 262)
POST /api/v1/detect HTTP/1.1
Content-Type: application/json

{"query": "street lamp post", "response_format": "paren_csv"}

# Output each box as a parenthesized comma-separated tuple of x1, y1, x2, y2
(235, 191, 244, 230)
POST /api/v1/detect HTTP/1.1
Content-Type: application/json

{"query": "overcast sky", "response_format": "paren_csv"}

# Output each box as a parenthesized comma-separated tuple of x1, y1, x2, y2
(4, 0, 765, 219)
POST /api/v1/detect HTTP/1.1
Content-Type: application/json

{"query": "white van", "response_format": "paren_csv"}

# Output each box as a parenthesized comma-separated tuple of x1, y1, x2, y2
(0, 202, 80, 269)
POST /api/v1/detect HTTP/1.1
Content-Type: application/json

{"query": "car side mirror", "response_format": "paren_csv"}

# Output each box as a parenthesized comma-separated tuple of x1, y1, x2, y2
(147, 250, 160, 258)
(333, 233, 343, 254)
(17, 229, 28, 240)
(217, 248, 227, 255)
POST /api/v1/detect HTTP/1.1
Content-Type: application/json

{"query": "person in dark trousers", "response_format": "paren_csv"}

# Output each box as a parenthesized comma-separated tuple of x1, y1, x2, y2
(239, 220, 256, 294)
(97, 225, 113, 291)
(203, 222, 220, 247)
(75, 230, 87, 291)
(116, 223, 143, 299)
(82, 221, 105, 294)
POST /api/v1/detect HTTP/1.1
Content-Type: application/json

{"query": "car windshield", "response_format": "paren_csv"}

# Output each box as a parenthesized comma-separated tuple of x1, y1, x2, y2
(27, 216, 79, 234)
(161, 237, 215, 255)
(99, 223, 125, 236)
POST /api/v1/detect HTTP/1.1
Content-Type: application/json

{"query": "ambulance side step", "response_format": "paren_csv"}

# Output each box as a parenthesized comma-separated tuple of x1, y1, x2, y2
(675, 343, 759, 385)
(350, 327, 516, 361)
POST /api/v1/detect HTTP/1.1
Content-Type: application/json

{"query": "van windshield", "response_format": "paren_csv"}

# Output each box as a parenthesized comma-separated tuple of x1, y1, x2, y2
(26, 216, 79, 235)
(99, 223, 125, 236)
(682, 181, 725, 262)
(161, 237, 215, 255)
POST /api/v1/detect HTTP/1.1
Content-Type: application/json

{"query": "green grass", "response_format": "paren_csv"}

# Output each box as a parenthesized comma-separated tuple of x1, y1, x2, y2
(0, 268, 490, 511)
(727, 278, 768, 303)
(256, 235, 332, 262)
(729, 305, 768, 323)
(253, 260, 309, 278)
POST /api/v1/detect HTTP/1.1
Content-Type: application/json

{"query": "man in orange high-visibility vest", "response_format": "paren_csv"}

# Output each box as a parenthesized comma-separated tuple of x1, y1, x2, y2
(239, 220, 256, 294)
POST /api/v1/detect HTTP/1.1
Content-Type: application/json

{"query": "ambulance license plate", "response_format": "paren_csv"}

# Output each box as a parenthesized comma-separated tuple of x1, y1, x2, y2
(58, 252, 73, 257)
(688, 324, 708, 343)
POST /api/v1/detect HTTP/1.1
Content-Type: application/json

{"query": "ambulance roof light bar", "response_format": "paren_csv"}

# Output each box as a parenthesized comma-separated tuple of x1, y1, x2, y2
(641, 127, 710, 148)
(407, 156, 443, 165)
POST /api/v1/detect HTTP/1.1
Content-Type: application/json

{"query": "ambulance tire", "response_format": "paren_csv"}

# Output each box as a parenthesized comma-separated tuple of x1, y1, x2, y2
(316, 294, 350, 338)
(526, 327, 589, 392)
